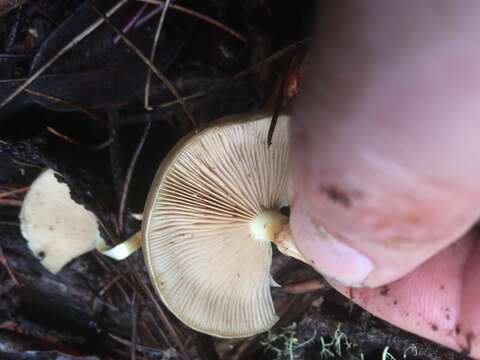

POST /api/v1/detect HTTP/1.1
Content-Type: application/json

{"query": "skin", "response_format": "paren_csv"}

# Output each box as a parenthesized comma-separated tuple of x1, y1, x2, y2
(289, 1, 480, 357)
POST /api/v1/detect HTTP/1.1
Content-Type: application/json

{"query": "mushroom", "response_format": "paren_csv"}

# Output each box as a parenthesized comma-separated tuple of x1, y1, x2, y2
(142, 112, 307, 338)
(19, 112, 310, 337)
(19, 169, 103, 273)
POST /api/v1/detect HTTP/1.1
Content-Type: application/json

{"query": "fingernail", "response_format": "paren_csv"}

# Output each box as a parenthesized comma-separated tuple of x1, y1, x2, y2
(292, 204, 374, 287)
(322, 238, 374, 287)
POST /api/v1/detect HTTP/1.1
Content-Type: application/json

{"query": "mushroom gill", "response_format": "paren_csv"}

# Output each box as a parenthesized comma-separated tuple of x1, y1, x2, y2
(143, 114, 293, 338)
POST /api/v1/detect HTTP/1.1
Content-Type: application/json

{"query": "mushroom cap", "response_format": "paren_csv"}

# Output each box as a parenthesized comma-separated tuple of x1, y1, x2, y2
(19, 169, 101, 273)
(143, 113, 290, 338)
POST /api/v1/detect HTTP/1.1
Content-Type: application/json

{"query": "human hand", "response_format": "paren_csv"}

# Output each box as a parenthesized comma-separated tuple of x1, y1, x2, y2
(289, 1, 480, 357)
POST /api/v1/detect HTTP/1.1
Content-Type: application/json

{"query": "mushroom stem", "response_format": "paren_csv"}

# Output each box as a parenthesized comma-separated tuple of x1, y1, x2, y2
(274, 224, 308, 263)
(250, 209, 308, 264)
(97, 231, 142, 260)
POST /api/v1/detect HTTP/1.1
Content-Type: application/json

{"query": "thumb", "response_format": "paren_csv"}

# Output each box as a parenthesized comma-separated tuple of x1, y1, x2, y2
(289, 135, 480, 288)
(289, 91, 480, 287)
(288, 2, 480, 287)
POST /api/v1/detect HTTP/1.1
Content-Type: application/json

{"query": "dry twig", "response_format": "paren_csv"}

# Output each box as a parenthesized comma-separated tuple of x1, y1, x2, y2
(144, 0, 171, 110)
(267, 67, 288, 146)
(230, 37, 310, 82)
(46, 127, 81, 146)
(118, 121, 151, 232)
(114, 2, 148, 43)
(131, 293, 139, 360)
(0, 245, 19, 286)
(283, 279, 324, 295)
(138, 0, 247, 44)
(109, 333, 169, 358)
(0, 0, 25, 17)
(0, 186, 28, 199)
(0, 199, 22, 207)
(99, 275, 122, 297)
(25, 89, 104, 124)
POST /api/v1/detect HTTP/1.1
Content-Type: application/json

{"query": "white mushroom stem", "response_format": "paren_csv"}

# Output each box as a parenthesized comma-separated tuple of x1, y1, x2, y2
(250, 209, 307, 263)
(96, 232, 142, 260)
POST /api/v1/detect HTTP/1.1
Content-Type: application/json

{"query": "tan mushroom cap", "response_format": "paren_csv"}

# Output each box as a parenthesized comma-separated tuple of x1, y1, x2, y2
(19, 169, 102, 273)
(143, 113, 291, 338)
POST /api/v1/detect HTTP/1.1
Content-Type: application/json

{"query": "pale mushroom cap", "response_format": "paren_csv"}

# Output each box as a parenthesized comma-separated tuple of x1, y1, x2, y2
(19, 169, 101, 273)
(143, 113, 290, 338)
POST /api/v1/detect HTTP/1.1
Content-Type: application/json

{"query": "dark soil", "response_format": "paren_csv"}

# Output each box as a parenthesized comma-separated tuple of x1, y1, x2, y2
(0, 1, 469, 359)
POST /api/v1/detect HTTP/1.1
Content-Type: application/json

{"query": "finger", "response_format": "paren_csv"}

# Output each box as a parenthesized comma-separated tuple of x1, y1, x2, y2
(289, 1, 480, 287)
(333, 230, 480, 358)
